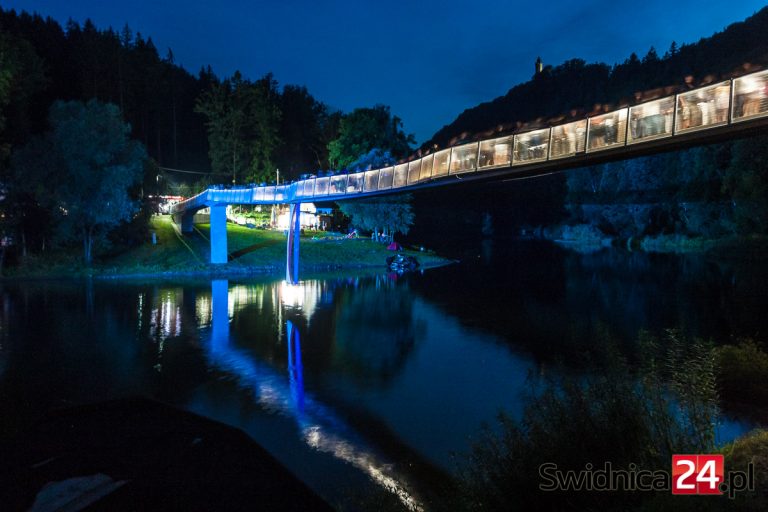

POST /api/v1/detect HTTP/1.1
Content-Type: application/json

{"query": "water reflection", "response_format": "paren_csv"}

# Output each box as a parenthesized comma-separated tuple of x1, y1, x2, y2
(1, 241, 767, 507)
(205, 279, 423, 510)
(286, 320, 305, 415)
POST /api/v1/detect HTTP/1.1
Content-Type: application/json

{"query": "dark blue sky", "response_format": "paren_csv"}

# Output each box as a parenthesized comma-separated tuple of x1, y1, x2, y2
(3, 0, 766, 142)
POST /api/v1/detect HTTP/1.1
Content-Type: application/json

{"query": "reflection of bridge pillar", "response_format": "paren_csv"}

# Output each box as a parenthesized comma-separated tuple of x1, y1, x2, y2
(180, 212, 194, 233)
(211, 279, 229, 351)
(286, 203, 301, 284)
(286, 320, 305, 413)
(210, 205, 228, 264)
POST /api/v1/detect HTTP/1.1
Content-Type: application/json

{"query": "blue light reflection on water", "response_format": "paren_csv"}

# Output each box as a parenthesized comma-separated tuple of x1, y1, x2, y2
(191, 273, 754, 504)
(196, 276, 538, 509)
(1, 243, 766, 505)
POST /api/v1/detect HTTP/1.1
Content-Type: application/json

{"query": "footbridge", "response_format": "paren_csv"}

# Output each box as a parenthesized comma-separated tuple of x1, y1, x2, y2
(172, 69, 768, 283)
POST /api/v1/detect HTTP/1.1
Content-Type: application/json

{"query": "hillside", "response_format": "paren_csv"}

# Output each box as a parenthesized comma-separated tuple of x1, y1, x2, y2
(423, 6, 768, 150)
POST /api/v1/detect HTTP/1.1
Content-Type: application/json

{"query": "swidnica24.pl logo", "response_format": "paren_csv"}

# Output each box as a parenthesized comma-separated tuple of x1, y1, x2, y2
(539, 454, 754, 499)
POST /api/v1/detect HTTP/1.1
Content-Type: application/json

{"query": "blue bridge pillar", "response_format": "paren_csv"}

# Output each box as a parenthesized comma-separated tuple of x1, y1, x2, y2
(286, 320, 305, 413)
(286, 203, 301, 283)
(180, 212, 194, 233)
(211, 279, 229, 352)
(210, 205, 228, 264)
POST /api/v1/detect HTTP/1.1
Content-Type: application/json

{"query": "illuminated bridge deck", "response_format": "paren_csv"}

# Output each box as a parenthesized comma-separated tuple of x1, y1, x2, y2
(172, 69, 768, 216)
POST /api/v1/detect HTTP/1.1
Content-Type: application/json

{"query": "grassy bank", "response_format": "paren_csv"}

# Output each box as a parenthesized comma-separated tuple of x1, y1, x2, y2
(4, 215, 451, 279)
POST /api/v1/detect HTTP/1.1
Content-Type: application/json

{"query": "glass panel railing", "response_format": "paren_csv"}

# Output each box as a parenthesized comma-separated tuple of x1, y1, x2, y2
(513, 128, 550, 164)
(587, 108, 628, 151)
(315, 177, 330, 196)
(433, 149, 450, 178)
(330, 175, 347, 195)
(450, 142, 478, 174)
(408, 159, 421, 184)
(364, 170, 380, 191)
(255, 187, 265, 201)
(550, 120, 587, 159)
(303, 178, 315, 197)
(732, 70, 768, 122)
(274, 185, 286, 202)
(419, 154, 434, 181)
(478, 136, 512, 169)
(393, 163, 408, 187)
(295, 180, 306, 198)
(263, 186, 275, 202)
(628, 97, 675, 144)
(378, 166, 394, 189)
(675, 81, 730, 133)
(347, 172, 364, 193)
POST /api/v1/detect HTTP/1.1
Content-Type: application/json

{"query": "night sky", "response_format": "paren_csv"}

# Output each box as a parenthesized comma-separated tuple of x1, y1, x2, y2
(2, 0, 766, 143)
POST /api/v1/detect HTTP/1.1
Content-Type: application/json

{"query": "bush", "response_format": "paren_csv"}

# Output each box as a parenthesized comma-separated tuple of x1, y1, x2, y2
(452, 330, 719, 511)
(716, 340, 768, 407)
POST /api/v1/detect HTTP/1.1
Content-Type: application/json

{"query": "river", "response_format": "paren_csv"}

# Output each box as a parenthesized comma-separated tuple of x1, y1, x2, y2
(1, 240, 766, 507)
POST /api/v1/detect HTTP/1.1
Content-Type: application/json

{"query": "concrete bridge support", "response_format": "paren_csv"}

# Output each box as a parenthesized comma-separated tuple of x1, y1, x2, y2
(180, 212, 194, 233)
(286, 203, 301, 284)
(209, 205, 228, 264)
(211, 279, 229, 351)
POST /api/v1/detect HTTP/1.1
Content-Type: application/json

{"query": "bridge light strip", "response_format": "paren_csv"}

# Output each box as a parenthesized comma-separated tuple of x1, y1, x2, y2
(172, 69, 768, 215)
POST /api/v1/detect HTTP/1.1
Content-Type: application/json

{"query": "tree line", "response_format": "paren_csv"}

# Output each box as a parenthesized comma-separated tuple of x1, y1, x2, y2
(411, 6, 768, 245)
(0, 7, 417, 265)
(4, 5, 767, 266)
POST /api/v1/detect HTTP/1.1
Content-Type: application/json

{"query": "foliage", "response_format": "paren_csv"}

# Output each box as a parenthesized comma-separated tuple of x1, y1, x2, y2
(453, 329, 719, 511)
(339, 194, 415, 240)
(276, 85, 337, 177)
(0, 30, 46, 167)
(720, 429, 768, 509)
(347, 148, 395, 171)
(415, 7, 768, 242)
(723, 135, 768, 234)
(563, 133, 768, 240)
(328, 105, 415, 169)
(327, 106, 416, 241)
(11, 99, 146, 263)
(195, 71, 281, 184)
(715, 340, 768, 407)
(426, 7, 768, 150)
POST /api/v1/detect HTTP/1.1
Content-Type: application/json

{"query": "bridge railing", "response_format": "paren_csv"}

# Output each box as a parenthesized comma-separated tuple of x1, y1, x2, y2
(171, 68, 768, 215)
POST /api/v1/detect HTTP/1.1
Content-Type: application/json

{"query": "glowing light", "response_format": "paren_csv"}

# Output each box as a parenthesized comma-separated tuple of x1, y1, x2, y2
(281, 280, 305, 308)
(205, 319, 423, 511)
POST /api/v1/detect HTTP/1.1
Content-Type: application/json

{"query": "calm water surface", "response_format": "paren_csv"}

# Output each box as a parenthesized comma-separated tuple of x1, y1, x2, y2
(1, 241, 766, 506)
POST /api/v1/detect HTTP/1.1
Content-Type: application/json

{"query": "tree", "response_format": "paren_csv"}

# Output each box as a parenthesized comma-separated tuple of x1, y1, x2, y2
(0, 31, 46, 168)
(247, 74, 281, 183)
(723, 134, 768, 234)
(339, 193, 415, 242)
(11, 99, 146, 263)
(330, 107, 416, 240)
(195, 71, 280, 184)
(0, 35, 14, 163)
(275, 84, 331, 179)
(327, 105, 414, 169)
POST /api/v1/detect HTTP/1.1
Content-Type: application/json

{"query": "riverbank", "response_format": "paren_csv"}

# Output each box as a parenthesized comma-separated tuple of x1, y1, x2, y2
(0, 397, 333, 511)
(3, 215, 453, 279)
(541, 223, 768, 257)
